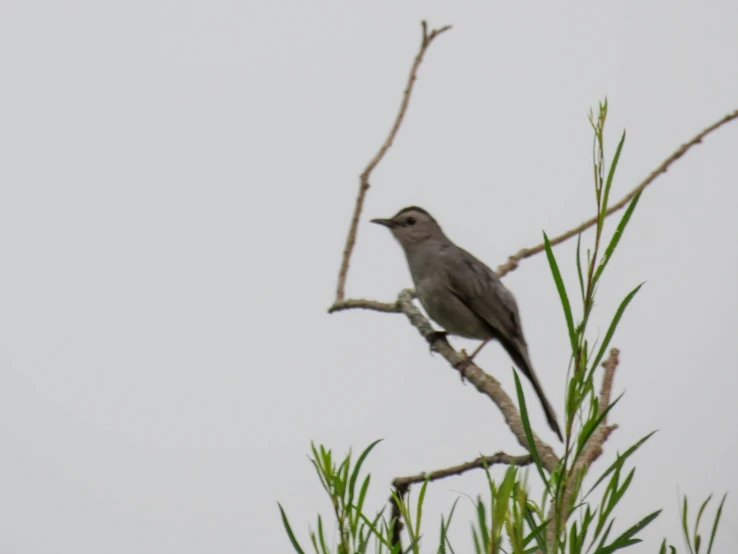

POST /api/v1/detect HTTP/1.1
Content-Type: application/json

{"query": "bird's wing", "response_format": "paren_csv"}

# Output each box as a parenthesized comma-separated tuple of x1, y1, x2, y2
(442, 245, 525, 344)
(443, 245, 563, 441)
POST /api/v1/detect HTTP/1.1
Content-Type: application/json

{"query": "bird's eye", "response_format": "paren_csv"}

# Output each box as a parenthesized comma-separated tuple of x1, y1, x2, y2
(406, 217, 416, 226)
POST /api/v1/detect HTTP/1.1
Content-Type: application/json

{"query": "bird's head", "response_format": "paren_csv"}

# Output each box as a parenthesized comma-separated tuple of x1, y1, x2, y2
(371, 206, 446, 249)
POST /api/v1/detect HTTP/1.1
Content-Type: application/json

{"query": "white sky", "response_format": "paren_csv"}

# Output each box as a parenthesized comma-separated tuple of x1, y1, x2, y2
(1, 1, 737, 552)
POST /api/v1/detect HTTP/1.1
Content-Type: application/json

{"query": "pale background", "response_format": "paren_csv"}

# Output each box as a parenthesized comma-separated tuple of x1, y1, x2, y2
(1, 1, 737, 552)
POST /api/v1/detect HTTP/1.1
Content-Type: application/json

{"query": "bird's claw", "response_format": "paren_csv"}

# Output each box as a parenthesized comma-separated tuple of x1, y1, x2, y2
(426, 331, 448, 354)
(454, 348, 474, 384)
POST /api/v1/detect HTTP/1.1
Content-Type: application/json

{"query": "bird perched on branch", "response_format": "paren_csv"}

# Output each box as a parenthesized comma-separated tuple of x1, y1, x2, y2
(371, 206, 563, 442)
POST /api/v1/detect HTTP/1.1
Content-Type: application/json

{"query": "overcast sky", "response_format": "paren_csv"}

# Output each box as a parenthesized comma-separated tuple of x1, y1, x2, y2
(1, 1, 737, 552)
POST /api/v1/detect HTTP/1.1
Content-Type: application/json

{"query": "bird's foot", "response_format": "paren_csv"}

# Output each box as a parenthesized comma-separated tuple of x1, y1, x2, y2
(426, 331, 448, 354)
(454, 349, 474, 384)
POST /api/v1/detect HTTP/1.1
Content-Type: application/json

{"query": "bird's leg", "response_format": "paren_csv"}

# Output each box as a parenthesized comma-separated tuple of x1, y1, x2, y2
(466, 339, 491, 361)
(456, 340, 491, 383)
(426, 331, 448, 354)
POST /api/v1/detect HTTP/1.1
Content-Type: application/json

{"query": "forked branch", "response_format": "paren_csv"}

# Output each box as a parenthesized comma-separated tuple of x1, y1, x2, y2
(334, 21, 451, 304)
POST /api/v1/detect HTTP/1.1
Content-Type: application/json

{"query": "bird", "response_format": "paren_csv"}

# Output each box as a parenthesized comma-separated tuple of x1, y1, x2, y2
(371, 206, 563, 442)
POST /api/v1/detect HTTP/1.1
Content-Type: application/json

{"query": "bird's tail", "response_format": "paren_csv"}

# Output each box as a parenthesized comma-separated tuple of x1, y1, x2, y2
(505, 340, 563, 442)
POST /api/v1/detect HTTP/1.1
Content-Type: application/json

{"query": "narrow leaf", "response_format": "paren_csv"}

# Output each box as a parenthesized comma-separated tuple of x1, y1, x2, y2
(544, 232, 577, 353)
(683, 496, 694, 554)
(589, 283, 643, 373)
(576, 394, 624, 460)
(576, 233, 586, 302)
(707, 493, 727, 554)
(598, 130, 627, 231)
(593, 191, 641, 287)
(585, 431, 656, 499)
(513, 371, 550, 489)
(694, 494, 712, 549)
(278, 503, 307, 554)
(415, 477, 430, 539)
(317, 516, 329, 554)
(349, 439, 382, 509)
(599, 510, 661, 553)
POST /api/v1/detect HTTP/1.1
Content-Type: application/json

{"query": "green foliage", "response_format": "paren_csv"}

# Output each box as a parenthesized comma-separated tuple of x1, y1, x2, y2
(279, 440, 385, 554)
(659, 493, 728, 554)
(539, 99, 656, 551)
(280, 100, 729, 553)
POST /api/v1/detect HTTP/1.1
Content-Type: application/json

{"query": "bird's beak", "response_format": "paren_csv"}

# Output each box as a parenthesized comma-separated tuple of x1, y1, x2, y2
(370, 218, 396, 229)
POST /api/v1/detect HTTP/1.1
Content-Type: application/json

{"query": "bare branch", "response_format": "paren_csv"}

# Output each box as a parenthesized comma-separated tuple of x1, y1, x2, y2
(392, 451, 532, 490)
(395, 289, 560, 472)
(388, 450, 531, 549)
(334, 21, 452, 304)
(599, 347, 619, 418)
(328, 298, 400, 314)
(389, 489, 403, 550)
(495, 108, 738, 277)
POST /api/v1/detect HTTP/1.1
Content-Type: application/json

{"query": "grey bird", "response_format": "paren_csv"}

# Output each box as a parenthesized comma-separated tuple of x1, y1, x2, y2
(371, 206, 563, 442)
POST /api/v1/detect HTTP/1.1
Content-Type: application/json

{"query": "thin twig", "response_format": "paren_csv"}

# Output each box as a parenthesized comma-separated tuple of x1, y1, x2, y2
(334, 21, 452, 304)
(395, 289, 560, 471)
(328, 298, 400, 314)
(392, 452, 532, 489)
(389, 451, 531, 550)
(495, 108, 738, 277)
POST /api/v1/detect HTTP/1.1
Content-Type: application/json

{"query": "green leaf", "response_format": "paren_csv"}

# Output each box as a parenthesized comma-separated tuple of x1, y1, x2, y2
(595, 463, 622, 537)
(439, 516, 449, 554)
(472, 526, 483, 554)
(593, 191, 641, 289)
(544, 232, 577, 353)
(415, 477, 430, 540)
(707, 493, 727, 554)
(594, 519, 614, 552)
(337, 456, 350, 500)
(597, 538, 641, 553)
(356, 508, 392, 548)
(523, 507, 548, 553)
(439, 498, 460, 554)
(589, 283, 643, 373)
(351, 474, 372, 533)
(492, 466, 517, 552)
(694, 494, 712, 550)
(402, 536, 422, 554)
(576, 393, 623, 460)
(523, 519, 549, 549)
(683, 496, 694, 554)
(598, 130, 627, 231)
(609, 468, 635, 511)
(309, 530, 320, 554)
(475, 498, 490, 554)
(513, 371, 550, 489)
(576, 233, 586, 302)
(348, 440, 382, 510)
(598, 510, 661, 553)
(585, 431, 656, 499)
(278, 503, 308, 554)
(316, 516, 329, 554)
